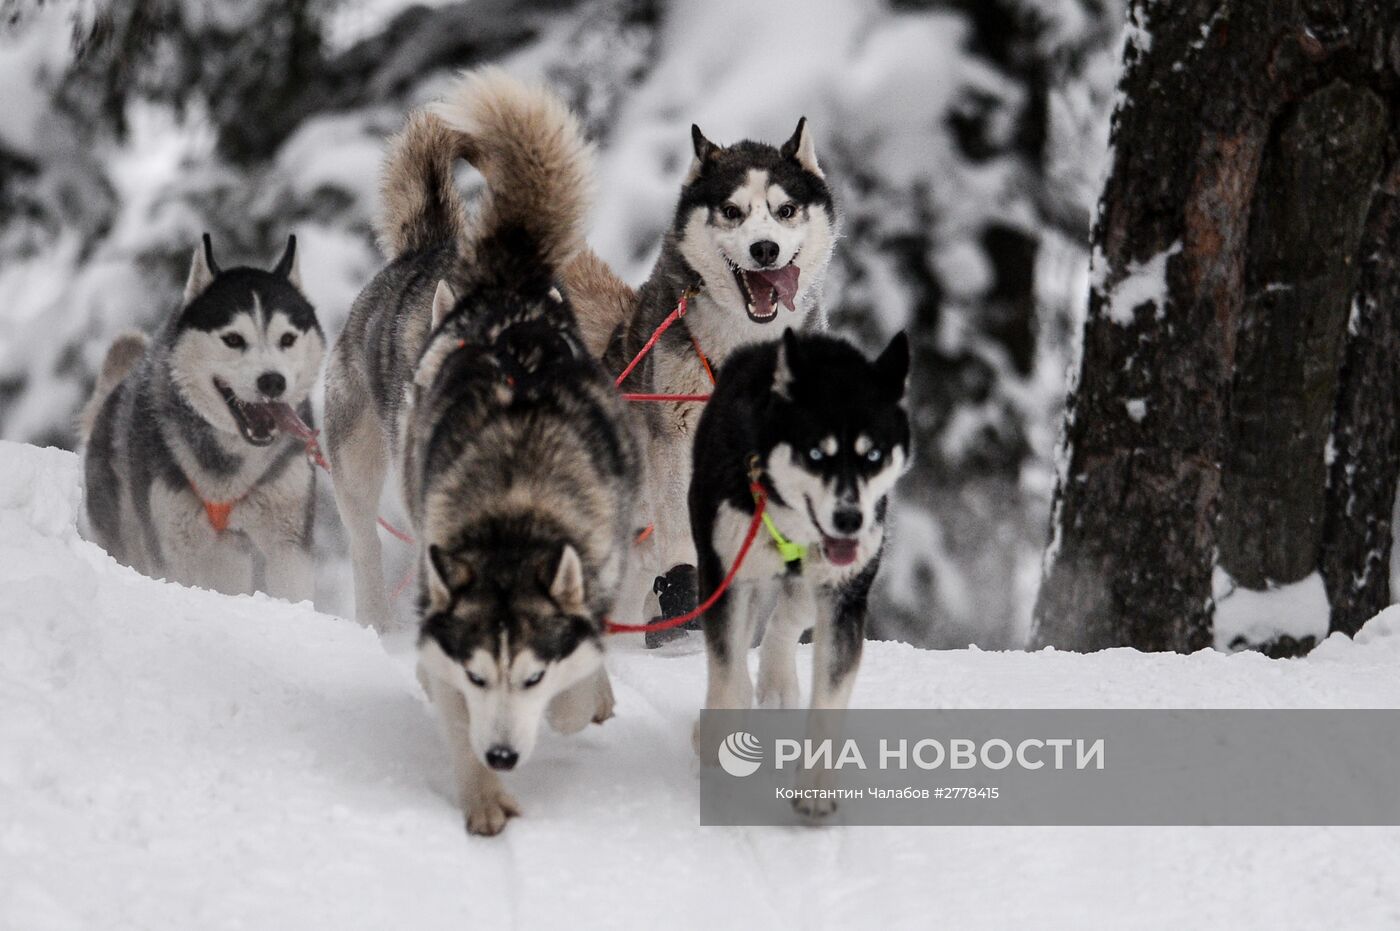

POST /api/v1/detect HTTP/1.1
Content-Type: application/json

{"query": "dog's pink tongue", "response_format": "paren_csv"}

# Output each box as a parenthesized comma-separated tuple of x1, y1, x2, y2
(744, 264, 801, 317)
(823, 537, 859, 566)
(268, 402, 314, 441)
(766, 264, 801, 310)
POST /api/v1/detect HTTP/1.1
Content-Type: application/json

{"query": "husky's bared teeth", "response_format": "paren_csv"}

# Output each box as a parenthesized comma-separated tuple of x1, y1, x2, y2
(214, 378, 280, 447)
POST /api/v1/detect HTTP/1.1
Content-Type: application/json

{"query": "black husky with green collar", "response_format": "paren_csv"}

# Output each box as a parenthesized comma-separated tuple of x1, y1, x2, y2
(688, 328, 910, 814)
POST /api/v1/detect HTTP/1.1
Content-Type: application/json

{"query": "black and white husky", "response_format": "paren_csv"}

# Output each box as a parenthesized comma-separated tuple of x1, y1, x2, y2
(79, 235, 324, 600)
(690, 329, 910, 801)
(323, 69, 640, 835)
(565, 120, 838, 641)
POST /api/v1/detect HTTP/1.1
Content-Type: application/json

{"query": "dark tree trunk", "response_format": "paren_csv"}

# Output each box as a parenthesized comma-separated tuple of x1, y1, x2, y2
(1217, 82, 1385, 589)
(1321, 161, 1400, 636)
(1034, 0, 1400, 652)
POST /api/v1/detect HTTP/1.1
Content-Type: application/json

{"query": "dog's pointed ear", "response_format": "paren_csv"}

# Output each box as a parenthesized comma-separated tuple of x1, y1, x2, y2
(874, 330, 910, 402)
(780, 117, 822, 178)
(427, 544, 472, 605)
(686, 124, 720, 182)
(431, 279, 457, 329)
(773, 328, 802, 399)
(184, 233, 219, 304)
(272, 234, 301, 289)
(548, 544, 585, 612)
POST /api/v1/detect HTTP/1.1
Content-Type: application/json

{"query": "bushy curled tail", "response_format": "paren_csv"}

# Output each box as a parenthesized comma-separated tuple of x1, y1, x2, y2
(77, 331, 147, 441)
(376, 110, 470, 259)
(429, 67, 596, 291)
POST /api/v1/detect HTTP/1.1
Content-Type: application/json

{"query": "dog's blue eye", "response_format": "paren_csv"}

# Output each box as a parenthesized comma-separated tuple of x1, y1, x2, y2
(522, 671, 544, 689)
(808, 447, 824, 462)
(866, 448, 882, 463)
(221, 333, 246, 350)
(465, 671, 486, 688)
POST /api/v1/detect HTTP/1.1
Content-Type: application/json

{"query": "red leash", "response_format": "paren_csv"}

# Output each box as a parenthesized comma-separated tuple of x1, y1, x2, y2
(279, 410, 417, 545)
(604, 480, 766, 635)
(615, 288, 712, 403)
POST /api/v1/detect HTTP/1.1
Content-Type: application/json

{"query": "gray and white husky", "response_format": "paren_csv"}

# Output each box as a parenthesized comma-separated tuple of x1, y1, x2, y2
(323, 69, 640, 835)
(565, 120, 838, 641)
(690, 328, 910, 814)
(79, 235, 324, 600)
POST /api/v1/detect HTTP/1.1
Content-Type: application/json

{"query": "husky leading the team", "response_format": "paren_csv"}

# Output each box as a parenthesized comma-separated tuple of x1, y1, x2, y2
(323, 70, 640, 835)
(77, 66, 911, 836)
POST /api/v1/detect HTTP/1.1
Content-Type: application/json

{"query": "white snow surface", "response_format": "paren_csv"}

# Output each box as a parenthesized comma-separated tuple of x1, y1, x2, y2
(5, 441, 1400, 929)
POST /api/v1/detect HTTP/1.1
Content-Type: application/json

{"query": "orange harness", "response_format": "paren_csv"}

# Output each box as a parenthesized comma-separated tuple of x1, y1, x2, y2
(190, 480, 244, 533)
(202, 499, 236, 532)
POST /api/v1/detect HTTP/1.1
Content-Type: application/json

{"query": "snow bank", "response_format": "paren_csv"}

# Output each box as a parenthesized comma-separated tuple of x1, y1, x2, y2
(4, 440, 1400, 929)
(1213, 567, 1331, 651)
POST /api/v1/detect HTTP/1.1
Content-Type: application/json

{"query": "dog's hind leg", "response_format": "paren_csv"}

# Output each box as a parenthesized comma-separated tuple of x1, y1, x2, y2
(756, 577, 811, 709)
(326, 383, 392, 630)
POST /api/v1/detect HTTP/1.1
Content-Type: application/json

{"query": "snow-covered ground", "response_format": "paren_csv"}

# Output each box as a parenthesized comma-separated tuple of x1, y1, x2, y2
(4, 439, 1400, 930)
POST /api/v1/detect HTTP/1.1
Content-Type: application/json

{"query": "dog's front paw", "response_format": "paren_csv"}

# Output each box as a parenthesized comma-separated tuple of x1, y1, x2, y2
(592, 672, 616, 724)
(464, 790, 521, 836)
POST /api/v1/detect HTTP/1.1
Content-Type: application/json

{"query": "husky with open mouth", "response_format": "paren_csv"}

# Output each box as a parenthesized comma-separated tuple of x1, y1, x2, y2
(564, 119, 838, 643)
(690, 328, 910, 815)
(79, 235, 324, 600)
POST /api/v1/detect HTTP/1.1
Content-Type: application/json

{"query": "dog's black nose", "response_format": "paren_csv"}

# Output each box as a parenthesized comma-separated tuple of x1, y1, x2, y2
(256, 372, 286, 398)
(750, 240, 780, 266)
(485, 746, 519, 771)
(833, 509, 863, 534)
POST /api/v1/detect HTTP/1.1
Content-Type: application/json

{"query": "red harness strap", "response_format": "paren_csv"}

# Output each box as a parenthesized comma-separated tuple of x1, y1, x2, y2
(616, 288, 713, 403)
(604, 479, 767, 635)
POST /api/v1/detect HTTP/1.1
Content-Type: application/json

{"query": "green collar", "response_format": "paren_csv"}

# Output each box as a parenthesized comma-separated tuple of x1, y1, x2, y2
(761, 510, 809, 565)
(748, 453, 807, 566)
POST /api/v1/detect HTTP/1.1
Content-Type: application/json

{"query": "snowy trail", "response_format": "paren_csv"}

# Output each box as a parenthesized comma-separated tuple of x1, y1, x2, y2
(3, 441, 1400, 930)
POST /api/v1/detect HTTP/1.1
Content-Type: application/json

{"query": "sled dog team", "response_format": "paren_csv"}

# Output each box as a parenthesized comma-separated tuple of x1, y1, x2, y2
(79, 69, 912, 835)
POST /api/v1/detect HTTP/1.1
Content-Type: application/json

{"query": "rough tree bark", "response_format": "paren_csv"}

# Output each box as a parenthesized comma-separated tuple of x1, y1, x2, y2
(1215, 82, 1386, 656)
(1321, 160, 1400, 636)
(1034, 0, 1400, 652)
